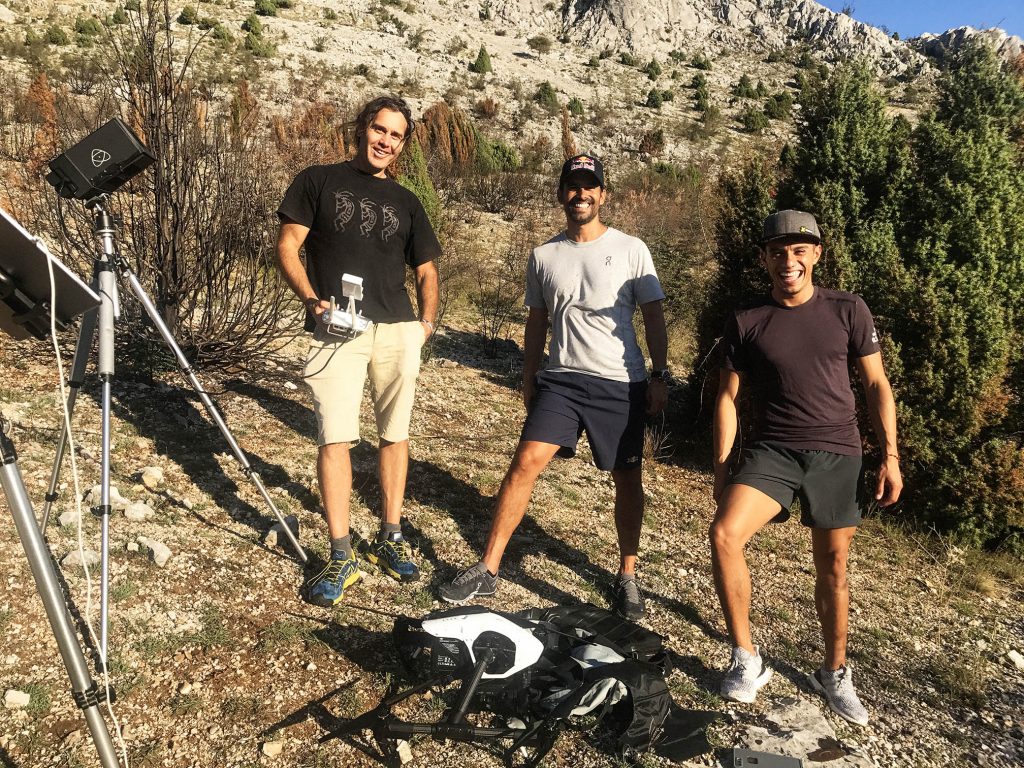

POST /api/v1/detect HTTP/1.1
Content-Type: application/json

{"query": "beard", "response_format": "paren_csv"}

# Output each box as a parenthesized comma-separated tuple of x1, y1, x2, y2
(565, 200, 599, 226)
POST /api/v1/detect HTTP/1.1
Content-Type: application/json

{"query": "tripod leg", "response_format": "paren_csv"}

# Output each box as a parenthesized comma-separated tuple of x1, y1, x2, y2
(40, 293, 99, 532)
(1, 426, 121, 768)
(117, 267, 308, 563)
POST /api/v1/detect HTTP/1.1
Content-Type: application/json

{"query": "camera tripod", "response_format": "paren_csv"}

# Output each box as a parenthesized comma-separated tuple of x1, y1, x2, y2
(40, 196, 307, 662)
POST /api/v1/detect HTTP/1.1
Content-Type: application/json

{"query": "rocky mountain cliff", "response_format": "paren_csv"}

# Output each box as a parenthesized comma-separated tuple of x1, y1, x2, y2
(915, 25, 1024, 64)
(492, 0, 922, 73)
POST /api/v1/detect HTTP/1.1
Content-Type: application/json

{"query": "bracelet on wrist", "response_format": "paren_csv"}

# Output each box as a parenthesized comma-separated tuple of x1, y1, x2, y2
(886, 452, 900, 460)
(420, 319, 435, 332)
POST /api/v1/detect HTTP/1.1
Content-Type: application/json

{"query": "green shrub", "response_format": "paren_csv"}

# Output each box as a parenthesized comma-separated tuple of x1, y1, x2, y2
(766, 49, 785, 63)
(533, 80, 559, 113)
(74, 16, 103, 35)
(398, 139, 441, 229)
(668, 49, 686, 63)
(691, 72, 707, 89)
(763, 91, 793, 119)
(241, 13, 262, 33)
(738, 105, 768, 133)
(470, 45, 492, 74)
(212, 23, 232, 41)
(619, 51, 638, 67)
(567, 97, 583, 116)
(645, 88, 663, 108)
(323, 8, 337, 20)
(644, 58, 662, 80)
(111, 6, 129, 24)
(661, 89, 674, 102)
(45, 26, 69, 45)
(732, 73, 756, 98)
(476, 135, 519, 173)
(527, 35, 552, 54)
(177, 5, 199, 24)
(244, 30, 275, 56)
(254, 0, 276, 16)
(124, 0, 140, 10)
(691, 53, 711, 70)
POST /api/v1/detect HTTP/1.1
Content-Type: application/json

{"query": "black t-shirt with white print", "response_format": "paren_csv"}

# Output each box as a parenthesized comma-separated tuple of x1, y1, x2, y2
(277, 161, 440, 328)
(722, 287, 880, 455)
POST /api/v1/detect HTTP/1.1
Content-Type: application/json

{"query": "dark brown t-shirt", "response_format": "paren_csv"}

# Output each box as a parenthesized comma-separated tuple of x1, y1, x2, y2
(277, 161, 441, 328)
(723, 287, 880, 455)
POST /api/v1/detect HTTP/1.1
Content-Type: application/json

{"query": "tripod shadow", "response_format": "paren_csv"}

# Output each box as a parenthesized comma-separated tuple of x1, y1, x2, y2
(75, 380, 308, 562)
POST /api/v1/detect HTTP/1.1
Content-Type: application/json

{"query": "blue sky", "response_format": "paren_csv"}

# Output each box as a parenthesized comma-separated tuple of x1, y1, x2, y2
(816, 1, 1023, 39)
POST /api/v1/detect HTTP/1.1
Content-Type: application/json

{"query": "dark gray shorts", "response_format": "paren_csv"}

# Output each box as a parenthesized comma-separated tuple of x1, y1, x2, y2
(728, 441, 865, 529)
(521, 371, 647, 471)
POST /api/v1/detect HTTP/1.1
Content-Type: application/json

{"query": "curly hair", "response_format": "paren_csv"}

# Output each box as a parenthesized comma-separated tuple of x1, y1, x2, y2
(353, 95, 415, 142)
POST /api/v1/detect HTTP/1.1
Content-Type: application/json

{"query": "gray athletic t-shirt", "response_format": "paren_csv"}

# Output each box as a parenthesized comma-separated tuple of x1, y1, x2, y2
(524, 227, 665, 382)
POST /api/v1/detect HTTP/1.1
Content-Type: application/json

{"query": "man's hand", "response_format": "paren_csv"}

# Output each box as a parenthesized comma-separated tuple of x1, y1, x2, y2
(646, 378, 668, 415)
(875, 454, 903, 507)
(306, 298, 331, 324)
(522, 377, 536, 411)
(419, 320, 434, 342)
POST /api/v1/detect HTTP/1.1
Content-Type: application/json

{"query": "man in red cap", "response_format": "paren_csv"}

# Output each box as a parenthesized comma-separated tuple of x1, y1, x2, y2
(710, 209, 902, 725)
(438, 154, 669, 620)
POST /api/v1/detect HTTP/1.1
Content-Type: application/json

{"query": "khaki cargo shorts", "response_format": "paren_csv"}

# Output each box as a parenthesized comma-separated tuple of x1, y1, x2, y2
(303, 320, 424, 446)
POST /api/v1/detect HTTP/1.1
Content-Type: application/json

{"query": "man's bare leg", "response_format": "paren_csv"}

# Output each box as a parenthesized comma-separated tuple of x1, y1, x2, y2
(611, 466, 643, 576)
(811, 526, 857, 670)
(481, 441, 560, 574)
(318, 442, 352, 540)
(378, 438, 409, 526)
(709, 484, 786, 654)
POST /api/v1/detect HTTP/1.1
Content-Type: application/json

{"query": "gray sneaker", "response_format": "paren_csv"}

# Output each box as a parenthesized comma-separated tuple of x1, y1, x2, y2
(809, 665, 869, 726)
(613, 576, 645, 621)
(438, 561, 498, 603)
(720, 645, 774, 703)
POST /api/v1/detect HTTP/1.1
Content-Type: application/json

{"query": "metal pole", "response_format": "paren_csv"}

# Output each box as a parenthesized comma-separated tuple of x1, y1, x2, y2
(1, 421, 120, 768)
(93, 204, 119, 663)
(117, 266, 307, 563)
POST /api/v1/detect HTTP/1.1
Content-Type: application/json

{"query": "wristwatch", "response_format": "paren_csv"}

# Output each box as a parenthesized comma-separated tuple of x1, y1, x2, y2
(650, 368, 670, 381)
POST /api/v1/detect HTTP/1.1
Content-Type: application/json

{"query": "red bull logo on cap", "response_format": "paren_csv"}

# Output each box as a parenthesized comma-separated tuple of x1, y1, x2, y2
(570, 156, 596, 172)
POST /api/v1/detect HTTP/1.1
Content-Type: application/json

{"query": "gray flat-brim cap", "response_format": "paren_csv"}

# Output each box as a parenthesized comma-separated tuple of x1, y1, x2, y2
(761, 209, 822, 243)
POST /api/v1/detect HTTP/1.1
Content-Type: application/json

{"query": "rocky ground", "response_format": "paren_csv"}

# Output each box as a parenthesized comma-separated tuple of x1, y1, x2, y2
(1, 317, 1023, 768)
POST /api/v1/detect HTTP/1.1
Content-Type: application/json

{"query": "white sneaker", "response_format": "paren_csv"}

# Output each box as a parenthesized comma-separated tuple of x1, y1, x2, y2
(809, 665, 869, 726)
(720, 646, 774, 703)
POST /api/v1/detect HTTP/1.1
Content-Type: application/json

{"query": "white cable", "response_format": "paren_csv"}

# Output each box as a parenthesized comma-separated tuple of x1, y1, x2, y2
(45, 244, 130, 768)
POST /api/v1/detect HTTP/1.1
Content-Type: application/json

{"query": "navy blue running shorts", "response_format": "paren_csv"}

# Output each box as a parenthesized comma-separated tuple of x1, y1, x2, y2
(728, 441, 865, 529)
(520, 371, 647, 472)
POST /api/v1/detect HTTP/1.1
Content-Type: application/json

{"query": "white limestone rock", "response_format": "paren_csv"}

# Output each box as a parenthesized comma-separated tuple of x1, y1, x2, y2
(138, 537, 172, 567)
(124, 502, 156, 521)
(62, 549, 101, 568)
(4, 689, 30, 709)
(141, 466, 164, 491)
(264, 515, 299, 547)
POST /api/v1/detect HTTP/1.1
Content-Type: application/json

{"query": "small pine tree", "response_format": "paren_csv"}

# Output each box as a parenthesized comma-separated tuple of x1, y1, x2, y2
(533, 81, 559, 113)
(177, 5, 199, 24)
(527, 35, 552, 54)
(470, 45, 492, 74)
(567, 97, 584, 116)
(646, 89, 663, 108)
(738, 106, 768, 133)
(645, 59, 662, 80)
(254, 0, 277, 16)
(241, 13, 263, 33)
(732, 74, 756, 98)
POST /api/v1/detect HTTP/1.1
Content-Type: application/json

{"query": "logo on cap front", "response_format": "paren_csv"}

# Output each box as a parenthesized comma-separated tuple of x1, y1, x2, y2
(570, 155, 596, 172)
(799, 226, 811, 233)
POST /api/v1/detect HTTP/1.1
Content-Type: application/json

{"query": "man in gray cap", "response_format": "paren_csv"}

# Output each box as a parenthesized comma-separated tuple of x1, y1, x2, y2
(709, 210, 902, 725)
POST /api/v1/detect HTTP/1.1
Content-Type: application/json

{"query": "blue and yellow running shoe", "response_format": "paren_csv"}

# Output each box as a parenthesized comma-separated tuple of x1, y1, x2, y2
(364, 532, 420, 582)
(306, 552, 361, 606)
